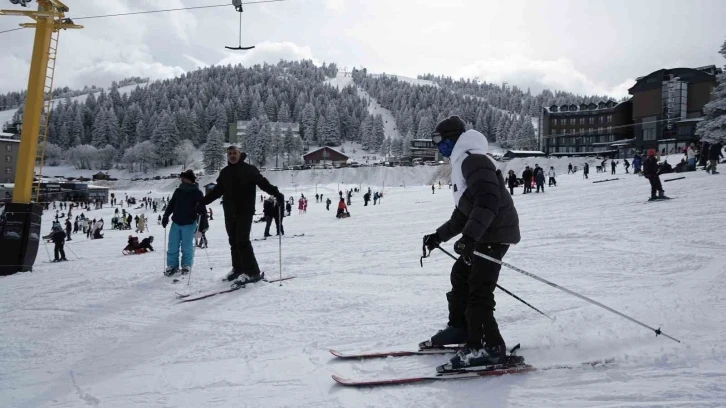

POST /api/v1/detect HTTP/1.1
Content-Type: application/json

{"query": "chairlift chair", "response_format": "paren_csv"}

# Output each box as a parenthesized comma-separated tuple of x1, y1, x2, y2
(226, 0, 255, 50)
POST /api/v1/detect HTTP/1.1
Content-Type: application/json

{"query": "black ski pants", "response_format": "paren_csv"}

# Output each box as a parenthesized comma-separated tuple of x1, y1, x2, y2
(54, 243, 66, 260)
(548, 177, 557, 186)
(647, 175, 663, 197)
(536, 181, 545, 193)
(264, 215, 274, 236)
(224, 212, 260, 275)
(274, 213, 284, 235)
(447, 243, 509, 349)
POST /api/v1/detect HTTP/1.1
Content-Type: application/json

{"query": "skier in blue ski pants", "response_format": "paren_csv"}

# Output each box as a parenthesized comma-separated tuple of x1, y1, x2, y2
(162, 169, 205, 276)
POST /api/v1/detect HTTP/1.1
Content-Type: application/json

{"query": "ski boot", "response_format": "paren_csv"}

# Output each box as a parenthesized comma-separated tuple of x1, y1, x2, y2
(180, 266, 191, 275)
(418, 326, 467, 350)
(437, 344, 523, 373)
(226, 269, 242, 282)
(231, 272, 264, 288)
(164, 266, 179, 277)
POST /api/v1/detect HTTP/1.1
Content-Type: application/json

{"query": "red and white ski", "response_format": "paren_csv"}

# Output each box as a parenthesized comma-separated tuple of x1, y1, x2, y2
(331, 358, 613, 387)
(329, 346, 462, 359)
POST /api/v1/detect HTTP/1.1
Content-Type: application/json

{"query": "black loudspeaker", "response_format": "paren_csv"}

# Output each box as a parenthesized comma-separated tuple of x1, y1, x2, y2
(0, 203, 42, 276)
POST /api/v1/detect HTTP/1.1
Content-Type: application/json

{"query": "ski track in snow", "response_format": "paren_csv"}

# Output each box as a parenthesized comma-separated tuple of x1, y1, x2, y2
(1, 169, 726, 407)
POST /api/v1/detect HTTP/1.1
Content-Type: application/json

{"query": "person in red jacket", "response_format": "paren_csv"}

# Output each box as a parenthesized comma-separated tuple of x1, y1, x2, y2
(336, 197, 349, 218)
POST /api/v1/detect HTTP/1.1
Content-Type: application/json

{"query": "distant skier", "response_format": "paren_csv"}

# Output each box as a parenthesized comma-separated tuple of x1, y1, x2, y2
(643, 149, 667, 200)
(707, 141, 723, 174)
(624, 159, 630, 173)
(568, 163, 573, 174)
(534, 164, 545, 193)
(611, 160, 617, 175)
(162, 170, 205, 276)
(521, 166, 533, 194)
(325, 197, 331, 211)
(373, 191, 379, 205)
(547, 166, 557, 187)
(363, 191, 371, 206)
(52, 226, 68, 262)
(583, 162, 590, 179)
(263, 196, 275, 238)
(336, 197, 350, 218)
(505, 169, 517, 195)
(65, 219, 72, 241)
(422, 115, 521, 370)
(432, 185, 435, 194)
(200, 145, 283, 284)
(285, 201, 292, 216)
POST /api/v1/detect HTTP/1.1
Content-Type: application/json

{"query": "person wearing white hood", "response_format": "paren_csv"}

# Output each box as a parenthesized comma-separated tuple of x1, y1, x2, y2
(421, 115, 521, 371)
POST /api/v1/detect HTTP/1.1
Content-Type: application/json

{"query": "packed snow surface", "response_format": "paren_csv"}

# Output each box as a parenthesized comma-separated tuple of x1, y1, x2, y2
(1, 168, 725, 407)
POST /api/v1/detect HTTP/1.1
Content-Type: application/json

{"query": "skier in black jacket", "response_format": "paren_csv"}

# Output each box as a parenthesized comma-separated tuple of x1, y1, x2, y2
(421, 116, 521, 371)
(708, 142, 723, 174)
(201, 145, 283, 283)
(263, 196, 275, 237)
(643, 149, 667, 200)
(51, 227, 67, 262)
(521, 166, 533, 194)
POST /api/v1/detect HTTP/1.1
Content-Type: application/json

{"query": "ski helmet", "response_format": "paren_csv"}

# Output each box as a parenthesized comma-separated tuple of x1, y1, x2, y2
(432, 115, 466, 158)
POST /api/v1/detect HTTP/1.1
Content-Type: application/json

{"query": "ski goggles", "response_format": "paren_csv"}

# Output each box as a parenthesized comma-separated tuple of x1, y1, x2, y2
(431, 132, 444, 145)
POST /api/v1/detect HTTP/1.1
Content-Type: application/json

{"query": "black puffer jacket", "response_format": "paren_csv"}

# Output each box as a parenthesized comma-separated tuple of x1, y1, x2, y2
(643, 156, 659, 177)
(437, 153, 521, 245)
(202, 161, 280, 215)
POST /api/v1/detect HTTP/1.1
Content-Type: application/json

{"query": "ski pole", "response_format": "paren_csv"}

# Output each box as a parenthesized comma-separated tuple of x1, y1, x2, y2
(435, 246, 554, 321)
(163, 225, 167, 275)
(43, 239, 52, 261)
(278, 203, 283, 286)
(65, 244, 80, 260)
(471, 249, 681, 343)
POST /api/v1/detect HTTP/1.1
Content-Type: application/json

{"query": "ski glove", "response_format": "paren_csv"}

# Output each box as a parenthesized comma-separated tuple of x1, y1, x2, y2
(454, 235, 476, 264)
(161, 216, 169, 228)
(423, 233, 441, 251)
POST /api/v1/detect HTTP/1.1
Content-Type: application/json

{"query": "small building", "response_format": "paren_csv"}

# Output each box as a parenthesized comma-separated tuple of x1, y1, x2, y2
(231, 121, 300, 144)
(302, 146, 349, 166)
(410, 139, 440, 162)
(92, 172, 110, 181)
(503, 150, 547, 159)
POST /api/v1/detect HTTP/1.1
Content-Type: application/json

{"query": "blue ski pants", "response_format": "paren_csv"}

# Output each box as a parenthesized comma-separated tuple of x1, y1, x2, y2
(167, 221, 196, 268)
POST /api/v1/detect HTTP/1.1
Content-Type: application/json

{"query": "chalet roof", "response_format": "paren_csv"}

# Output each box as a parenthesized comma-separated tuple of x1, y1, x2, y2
(302, 146, 349, 159)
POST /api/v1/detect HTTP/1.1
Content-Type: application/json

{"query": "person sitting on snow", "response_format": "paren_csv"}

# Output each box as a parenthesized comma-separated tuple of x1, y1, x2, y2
(336, 197, 350, 218)
(140, 236, 155, 252)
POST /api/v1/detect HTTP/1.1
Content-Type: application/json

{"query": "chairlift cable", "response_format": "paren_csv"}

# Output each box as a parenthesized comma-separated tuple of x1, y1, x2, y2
(71, 0, 286, 21)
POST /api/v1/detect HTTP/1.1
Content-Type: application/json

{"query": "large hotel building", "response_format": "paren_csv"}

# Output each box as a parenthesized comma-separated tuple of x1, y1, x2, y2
(539, 65, 722, 157)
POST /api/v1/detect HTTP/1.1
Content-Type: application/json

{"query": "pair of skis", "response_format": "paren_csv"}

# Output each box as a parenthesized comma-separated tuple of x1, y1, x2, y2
(329, 344, 613, 387)
(175, 274, 295, 303)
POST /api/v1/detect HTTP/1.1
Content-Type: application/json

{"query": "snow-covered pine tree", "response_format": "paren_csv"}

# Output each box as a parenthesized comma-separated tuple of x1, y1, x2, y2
(271, 123, 283, 167)
(324, 104, 341, 146)
(416, 115, 434, 140)
(390, 137, 404, 157)
(265, 94, 277, 122)
(696, 38, 726, 143)
(282, 126, 298, 164)
(203, 126, 225, 173)
(278, 102, 291, 123)
(70, 107, 84, 147)
(105, 107, 121, 148)
(91, 108, 108, 148)
(254, 116, 272, 167)
(152, 112, 179, 167)
(173, 139, 198, 170)
(359, 115, 372, 150)
(316, 114, 326, 146)
(242, 117, 260, 155)
(212, 103, 228, 134)
(301, 103, 316, 141)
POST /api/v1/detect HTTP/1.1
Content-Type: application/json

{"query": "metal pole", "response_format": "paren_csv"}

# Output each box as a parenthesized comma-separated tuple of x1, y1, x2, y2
(472, 249, 681, 343)
(163, 226, 167, 275)
(278, 203, 283, 286)
(436, 246, 554, 321)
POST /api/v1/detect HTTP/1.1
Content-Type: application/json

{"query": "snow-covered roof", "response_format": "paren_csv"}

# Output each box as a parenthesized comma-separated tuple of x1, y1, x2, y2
(303, 146, 349, 159)
(507, 150, 546, 154)
(0, 137, 20, 143)
(677, 118, 703, 123)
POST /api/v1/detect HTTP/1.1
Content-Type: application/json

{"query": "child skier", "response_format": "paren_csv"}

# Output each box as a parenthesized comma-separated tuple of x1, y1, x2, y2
(162, 170, 205, 276)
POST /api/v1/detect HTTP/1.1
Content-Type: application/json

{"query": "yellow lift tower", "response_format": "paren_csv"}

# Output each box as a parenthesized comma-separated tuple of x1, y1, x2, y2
(0, 0, 81, 275)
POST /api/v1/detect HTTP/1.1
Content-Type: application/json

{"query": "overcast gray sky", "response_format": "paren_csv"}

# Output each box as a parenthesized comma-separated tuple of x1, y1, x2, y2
(0, 0, 724, 98)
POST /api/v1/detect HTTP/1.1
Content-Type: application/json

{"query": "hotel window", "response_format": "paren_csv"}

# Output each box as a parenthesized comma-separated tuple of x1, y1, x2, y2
(607, 115, 612, 123)
(588, 117, 594, 125)
(5, 145, 12, 152)
(643, 128, 656, 141)
(598, 116, 604, 124)
(571, 129, 576, 134)
(607, 126, 612, 134)
(5, 155, 12, 163)
(5, 167, 12, 174)
(579, 128, 585, 135)
(570, 118, 576, 125)
(598, 127, 604, 134)
(552, 119, 558, 126)
(579, 118, 585, 125)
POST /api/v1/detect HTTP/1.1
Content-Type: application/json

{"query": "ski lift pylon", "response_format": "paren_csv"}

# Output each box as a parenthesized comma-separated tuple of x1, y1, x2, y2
(226, 0, 255, 50)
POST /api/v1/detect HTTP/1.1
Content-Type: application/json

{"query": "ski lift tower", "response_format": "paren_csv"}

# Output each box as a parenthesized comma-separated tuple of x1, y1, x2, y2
(0, 0, 82, 275)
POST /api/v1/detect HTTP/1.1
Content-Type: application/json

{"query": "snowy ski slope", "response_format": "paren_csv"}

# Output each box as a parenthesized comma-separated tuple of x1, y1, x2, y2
(1, 169, 725, 407)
